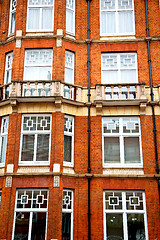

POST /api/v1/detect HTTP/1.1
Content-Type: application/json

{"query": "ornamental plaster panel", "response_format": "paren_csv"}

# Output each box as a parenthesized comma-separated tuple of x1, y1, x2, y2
(17, 166, 50, 173)
(6, 176, 12, 188)
(103, 168, 144, 175)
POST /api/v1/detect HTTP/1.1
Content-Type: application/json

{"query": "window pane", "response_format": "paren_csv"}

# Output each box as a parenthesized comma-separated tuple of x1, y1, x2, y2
(39, 67, 52, 80)
(102, 70, 118, 84)
(62, 212, 71, 240)
(101, 12, 115, 34)
(10, 12, 16, 34)
(31, 212, 46, 240)
(42, 8, 53, 30)
(121, 70, 137, 83)
(124, 137, 140, 163)
(24, 67, 39, 80)
(0, 136, 7, 164)
(65, 68, 73, 84)
(118, 12, 133, 33)
(104, 137, 120, 163)
(21, 135, 34, 161)
(14, 212, 30, 240)
(36, 134, 49, 161)
(106, 214, 124, 240)
(64, 135, 72, 163)
(28, 9, 40, 30)
(127, 214, 146, 240)
(66, 10, 74, 34)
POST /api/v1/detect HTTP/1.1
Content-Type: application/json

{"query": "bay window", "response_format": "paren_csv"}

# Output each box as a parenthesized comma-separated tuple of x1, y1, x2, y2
(62, 189, 73, 240)
(100, 0, 135, 36)
(103, 117, 142, 167)
(64, 115, 74, 166)
(64, 51, 75, 99)
(0, 116, 9, 165)
(19, 114, 51, 164)
(104, 191, 148, 240)
(27, 0, 54, 31)
(12, 189, 48, 240)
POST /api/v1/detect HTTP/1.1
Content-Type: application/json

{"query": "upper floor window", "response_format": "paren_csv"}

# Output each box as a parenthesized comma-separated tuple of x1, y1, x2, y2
(9, 0, 16, 35)
(62, 189, 73, 240)
(4, 52, 13, 84)
(64, 116, 74, 167)
(102, 117, 142, 167)
(19, 114, 51, 164)
(66, 0, 75, 35)
(24, 49, 52, 81)
(101, 53, 138, 84)
(12, 189, 48, 239)
(64, 51, 75, 99)
(104, 191, 148, 240)
(0, 116, 9, 165)
(100, 0, 135, 36)
(27, 0, 54, 31)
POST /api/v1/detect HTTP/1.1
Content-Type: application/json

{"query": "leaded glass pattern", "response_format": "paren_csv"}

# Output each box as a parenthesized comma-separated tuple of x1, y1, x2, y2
(0, 116, 9, 164)
(100, 0, 134, 35)
(103, 117, 142, 166)
(101, 53, 138, 84)
(104, 191, 148, 240)
(64, 116, 74, 166)
(20, 114, 51, 164)
(24, 50, 52, 81)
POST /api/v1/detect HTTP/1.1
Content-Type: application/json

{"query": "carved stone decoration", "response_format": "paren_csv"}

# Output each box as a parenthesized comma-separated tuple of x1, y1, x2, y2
(140, 85, 146, 99)
(6, 176, 12, 188)
(96, 102, 103, 116)
(140, 102, 147, 115)
(54, 82, 61, 96)
(55, 99, 62, 112)
(54, 176, 60, 187)
(10, 99, 18, 113)
(16, 39, 21, 48)
(56, 29, 63, 47)
(96, 86, 102, 100)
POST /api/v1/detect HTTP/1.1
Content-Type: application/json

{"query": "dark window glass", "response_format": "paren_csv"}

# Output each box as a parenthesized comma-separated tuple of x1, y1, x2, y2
(127, 213, 146, 240)
(106, 213, 123, 240)
(104, 137, 120, 163)
(62, 212, 71, 240)
(36, 134, 49, 161)
(21, 135, 34, 161)
(64, 135, 72, 163)
(14, 212, 30, 240)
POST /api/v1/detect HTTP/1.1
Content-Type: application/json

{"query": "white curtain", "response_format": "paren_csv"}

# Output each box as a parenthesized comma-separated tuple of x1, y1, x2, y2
(66, 10, 74, 34)
(101, 12, 115, 34)
(119, 12, 133, 33)
(42, 8, 53, 30)
(28, 9, 40, 30)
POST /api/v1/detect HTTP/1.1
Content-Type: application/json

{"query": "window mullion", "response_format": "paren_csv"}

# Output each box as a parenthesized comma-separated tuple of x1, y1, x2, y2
(34, 133, 37, 162)
(28, 212, 33, 240)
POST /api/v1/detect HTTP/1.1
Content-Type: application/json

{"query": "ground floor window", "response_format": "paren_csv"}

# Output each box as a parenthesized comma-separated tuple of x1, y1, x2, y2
(104, 191, 148, 240)
(12, 189, 48, 240)
(62, 189, 73, 240)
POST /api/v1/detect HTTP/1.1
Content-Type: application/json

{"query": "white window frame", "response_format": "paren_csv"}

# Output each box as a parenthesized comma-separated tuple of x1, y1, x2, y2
(66, 0, 75, 35)
(0, 190, 2, 207)
(101, 52, 138, 84)
(26, 0, 54, 32)
(4, 52, 13, 84)
(103, 190, 149, 240)
(102, 117, 143, 167)
(65, 50, 75, 84)
(8, 0, 16, 35)
(19, 114, 52, 165)
(12, 189, 48, 240)
(100, 0, 135, 36)
(63, 115, 74, 167)
(0, 116, 9, 166)
(62, 189, 74, 240)
(23, 49, 53, 81)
